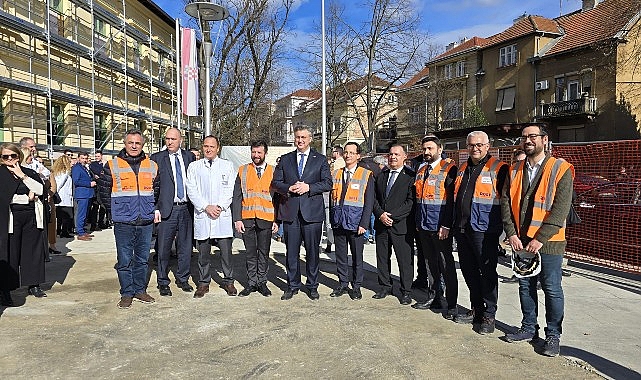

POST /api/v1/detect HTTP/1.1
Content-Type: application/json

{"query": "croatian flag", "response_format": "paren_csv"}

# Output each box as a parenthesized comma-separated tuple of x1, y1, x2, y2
(181, 28, 198, 116)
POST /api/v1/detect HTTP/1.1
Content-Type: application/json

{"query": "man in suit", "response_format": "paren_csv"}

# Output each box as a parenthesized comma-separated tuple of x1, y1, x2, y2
(151, 127, 196, 296)
(372, 144, 416, 305)
(88, 150, 108, 231)
(329, 142, 375, 300)
(233, 140, 278, 297)
(271, 125, 333, 301)
(71, 152, 96, 241)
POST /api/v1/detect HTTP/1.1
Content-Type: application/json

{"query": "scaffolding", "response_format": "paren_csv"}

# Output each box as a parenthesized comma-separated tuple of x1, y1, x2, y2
(0, 0, 202, 158)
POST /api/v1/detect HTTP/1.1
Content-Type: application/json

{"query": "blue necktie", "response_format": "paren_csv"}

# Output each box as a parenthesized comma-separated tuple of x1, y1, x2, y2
(385, 170, 397, 197)
(256, 167, 262, 178)
(174, 153, 184, 200)
(298, 153, 306, 177)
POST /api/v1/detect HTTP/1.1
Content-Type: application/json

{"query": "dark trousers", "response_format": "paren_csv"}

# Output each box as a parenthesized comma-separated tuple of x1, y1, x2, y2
(197, 237, 234, 285)
(56, 206, 74, 236)
(416, 229, 458, 309)
(1, 208, 45, 290)
(156, 204, 193, 286)
(89, 199, 107, 228)
(241, 219, 272, 287)
(283, 213, 323, 290)
(333, 227, 365, 289)
(414, 233, 427, 282)
(455, 227, 500, 318)
(375, 228, 413, 293)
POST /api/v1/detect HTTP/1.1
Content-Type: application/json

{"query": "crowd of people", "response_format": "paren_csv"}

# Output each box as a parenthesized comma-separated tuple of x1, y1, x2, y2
(0, 123, 572, 358)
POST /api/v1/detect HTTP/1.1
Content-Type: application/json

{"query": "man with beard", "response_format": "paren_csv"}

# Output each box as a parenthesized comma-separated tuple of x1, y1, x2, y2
(501, 124, 573, 357)
(98, 130, 158, 309)
(411, 135, 459, 319)
(453, 131, 509, 334)
(328, 142, 375, 300)
(233, 140, 278, 297)
(151, 128, 196, 296)
(186, 136, 237, 298)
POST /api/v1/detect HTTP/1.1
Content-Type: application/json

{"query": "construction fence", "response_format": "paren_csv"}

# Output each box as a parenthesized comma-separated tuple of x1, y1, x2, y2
(441, 140, 641, 274)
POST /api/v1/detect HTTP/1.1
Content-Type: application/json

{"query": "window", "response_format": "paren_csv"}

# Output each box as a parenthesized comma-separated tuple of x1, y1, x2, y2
(0, 92, 4, 134)
(456, 61, 466, 77)
(499, 44, 517, 67)
(568, 80, 580, 100)
(47, 102, 65, 146)
(50, 0, 64, 13)
(443, 98, 462, 120)
(555, 78, 565, 102)
(94, 113, 107, 150)
(409, 105, 425, 125)
(132, 40, 141, 71)
(495, 87, 516, 111)
(444, 63, 454, 79)
(94, 17, 107, 38)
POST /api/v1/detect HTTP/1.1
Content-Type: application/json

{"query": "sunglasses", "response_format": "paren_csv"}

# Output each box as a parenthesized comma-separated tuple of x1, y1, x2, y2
(2, 154, 18, 160)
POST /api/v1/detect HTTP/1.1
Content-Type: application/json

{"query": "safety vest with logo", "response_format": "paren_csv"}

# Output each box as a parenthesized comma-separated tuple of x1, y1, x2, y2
(330, 166, 371, 231)
(415, 159, 456, 231)
(109, 157, 157, 223)
(454, 156, 507, 232)
(238, 164, 275, 222)
(509, 157, 574, 242)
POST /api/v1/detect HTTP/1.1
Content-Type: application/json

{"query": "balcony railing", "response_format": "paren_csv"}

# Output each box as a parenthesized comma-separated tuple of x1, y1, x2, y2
(440, 119, 463, 130)
(540, 96, 597, 118)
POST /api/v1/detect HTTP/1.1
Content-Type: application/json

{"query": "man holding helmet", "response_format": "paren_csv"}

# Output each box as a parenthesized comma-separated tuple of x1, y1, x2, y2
(501, 123, 574, 357)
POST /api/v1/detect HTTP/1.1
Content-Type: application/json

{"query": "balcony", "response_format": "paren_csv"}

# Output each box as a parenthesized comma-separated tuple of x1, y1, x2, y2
(440, 119, 463, 130)
(540, 96, 597, 119)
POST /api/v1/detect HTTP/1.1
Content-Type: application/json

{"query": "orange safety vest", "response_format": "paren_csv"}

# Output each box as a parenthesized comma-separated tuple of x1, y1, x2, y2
(509, 157, 574, 242)
(331, 166, 371, 231)
(415, 158, 456, 231)
(454, 156, 506, 232)
(238, 164, 275, 222)
(109, 156, 157, 223)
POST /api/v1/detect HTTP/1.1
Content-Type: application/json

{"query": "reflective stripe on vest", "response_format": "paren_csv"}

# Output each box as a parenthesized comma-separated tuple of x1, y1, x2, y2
(239, 164, 275, 221)
(509, 157, 574, 242)
(416, 159, 456, 206)
(455, 156, 503, 206)
(331, 166, 370, 207)
(110, 157, 157, 197)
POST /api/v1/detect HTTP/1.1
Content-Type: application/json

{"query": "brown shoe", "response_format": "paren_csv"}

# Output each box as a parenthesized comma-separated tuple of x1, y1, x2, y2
(133, 292, 155, 304)
(223, 283, 237, 296)
(81, 233, 95, 238)
(194, 284, 209, 298)
(118, 296, 133, 309)
(77, 235, 92, 241)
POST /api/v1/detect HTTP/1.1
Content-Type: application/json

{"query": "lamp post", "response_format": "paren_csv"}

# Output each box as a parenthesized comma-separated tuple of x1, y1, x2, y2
(184, 1, 229, 136)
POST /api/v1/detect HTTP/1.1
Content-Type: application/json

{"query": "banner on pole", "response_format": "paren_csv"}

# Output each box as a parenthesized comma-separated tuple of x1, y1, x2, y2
(181, 28, 199, 116)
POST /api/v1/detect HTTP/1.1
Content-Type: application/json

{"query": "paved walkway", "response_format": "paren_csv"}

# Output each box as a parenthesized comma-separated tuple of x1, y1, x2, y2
(0, 229, 639, 379)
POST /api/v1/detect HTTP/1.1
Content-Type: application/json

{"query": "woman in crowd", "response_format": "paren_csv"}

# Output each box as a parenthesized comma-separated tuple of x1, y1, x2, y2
(46, 161, 61, 256)
(52, 155, 74, 238)
(0, 143, 46, 306)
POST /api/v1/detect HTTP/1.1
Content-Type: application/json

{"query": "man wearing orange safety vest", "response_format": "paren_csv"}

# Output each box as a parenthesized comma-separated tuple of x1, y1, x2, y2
(411, 135, 459, 319)
(501, 124, 573, 357)
(329, 142, 375, 300)
(97, 130, 158, 310)
(232, 141, 278, 297)
(452, 131, 509, 334)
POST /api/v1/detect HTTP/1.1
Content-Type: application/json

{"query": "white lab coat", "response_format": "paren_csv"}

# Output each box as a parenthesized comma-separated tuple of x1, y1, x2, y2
(186, 157, 235, 240)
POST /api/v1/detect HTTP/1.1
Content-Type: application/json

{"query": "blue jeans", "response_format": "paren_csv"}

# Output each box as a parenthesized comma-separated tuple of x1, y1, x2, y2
(114, 223, 153, 297)
(364, 214, 376, 240)
(518, 253, 564, 337)
(75, 198, 92, 235)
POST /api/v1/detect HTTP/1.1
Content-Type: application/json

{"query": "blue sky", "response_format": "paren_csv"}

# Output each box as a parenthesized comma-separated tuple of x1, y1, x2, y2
(155, 0, 587, 92)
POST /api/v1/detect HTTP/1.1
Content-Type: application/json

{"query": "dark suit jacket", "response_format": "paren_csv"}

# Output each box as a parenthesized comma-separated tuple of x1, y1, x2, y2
(373, 166, 416, 235)
(271, 148, 332, 223)
(151, 149, 195, 218)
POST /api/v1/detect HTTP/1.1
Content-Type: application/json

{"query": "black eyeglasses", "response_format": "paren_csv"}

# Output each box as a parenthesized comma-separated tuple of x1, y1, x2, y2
(467, 143, 488, 149)
(519, 134, 546, 142)
(2, 154, 18, 160)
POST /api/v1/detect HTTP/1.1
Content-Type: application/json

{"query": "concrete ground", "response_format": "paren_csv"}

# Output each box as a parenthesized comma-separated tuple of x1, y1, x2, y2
(0, 228, 638, 379)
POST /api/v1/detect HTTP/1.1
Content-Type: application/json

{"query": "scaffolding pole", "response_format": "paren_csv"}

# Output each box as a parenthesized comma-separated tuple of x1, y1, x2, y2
(46, 0, 54, 157)
(175, 19, 181, 130)
(91, 0, 97, 153)
(149, 18, 155, 152)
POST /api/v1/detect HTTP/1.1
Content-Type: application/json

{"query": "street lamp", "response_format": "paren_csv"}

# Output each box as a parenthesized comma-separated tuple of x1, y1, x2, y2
(184, 1, 229, 136)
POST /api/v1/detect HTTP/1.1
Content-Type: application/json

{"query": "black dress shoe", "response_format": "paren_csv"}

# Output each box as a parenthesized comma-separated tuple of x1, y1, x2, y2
(349, 288, 362, 300)
(281, 289, 299, 300)
(238, 285, 258, 297)
(411, 279, 429, 289)
(330, 286, 350, 297)
(49, 248, 62, 255)
(257, 283, 272, 297)
(0, 290, 14, 307)
(309, 289, 320, 300)
(372, 289, 391, 299)
(411, 293, 436, 309)
(176, 281, 194, 292)
(400, 292, 412, 305)
(158, 285, 172, 296)
(28, 286, 47, 298)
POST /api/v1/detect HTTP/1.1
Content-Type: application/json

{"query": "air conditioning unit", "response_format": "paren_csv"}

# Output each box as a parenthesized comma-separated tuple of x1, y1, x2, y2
(535, 80, 549, 91)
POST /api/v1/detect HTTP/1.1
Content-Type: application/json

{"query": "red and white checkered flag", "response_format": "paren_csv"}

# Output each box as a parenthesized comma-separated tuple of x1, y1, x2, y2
(181, 28, 198, 116)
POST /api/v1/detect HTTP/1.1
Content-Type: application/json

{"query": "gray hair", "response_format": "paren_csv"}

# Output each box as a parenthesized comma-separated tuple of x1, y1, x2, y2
(124, 129, 146, 144)
(293, 125, 313, 138)
(467, 131, 489, 143)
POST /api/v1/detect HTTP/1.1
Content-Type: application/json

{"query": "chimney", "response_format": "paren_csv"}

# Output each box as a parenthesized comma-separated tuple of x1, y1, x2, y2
(513, 12, 527, 24)
(446, 41, 458, 51)
(582, 0, 598, 11)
